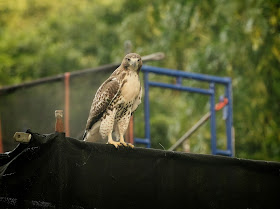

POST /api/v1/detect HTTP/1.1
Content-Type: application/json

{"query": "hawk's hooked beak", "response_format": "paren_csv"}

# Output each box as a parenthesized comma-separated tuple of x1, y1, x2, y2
(131, 58, 138, 68)
(132, 61, 137, 68)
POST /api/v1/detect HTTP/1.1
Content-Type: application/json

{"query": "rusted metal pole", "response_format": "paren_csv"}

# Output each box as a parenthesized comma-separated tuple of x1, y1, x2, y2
(127, 116, 134, 144)
(55, 110, 64, 133)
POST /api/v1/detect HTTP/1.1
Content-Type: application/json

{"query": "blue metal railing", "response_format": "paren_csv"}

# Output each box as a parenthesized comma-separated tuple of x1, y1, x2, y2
(134, 65, 233, 157)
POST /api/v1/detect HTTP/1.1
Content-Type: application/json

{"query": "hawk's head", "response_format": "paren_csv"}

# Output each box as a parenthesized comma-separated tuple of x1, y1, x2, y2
(122, 53, 142, 73)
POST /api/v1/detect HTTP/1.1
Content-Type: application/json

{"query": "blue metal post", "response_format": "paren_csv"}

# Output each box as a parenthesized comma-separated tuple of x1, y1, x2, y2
(225, 81, 233, 156)
(209, 83, 217, 155)
(134, 71, 151, 147)
(144, 72, 151, 147)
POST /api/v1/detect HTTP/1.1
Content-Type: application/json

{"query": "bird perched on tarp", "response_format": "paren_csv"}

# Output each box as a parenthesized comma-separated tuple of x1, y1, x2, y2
(83, 53, 142, 148)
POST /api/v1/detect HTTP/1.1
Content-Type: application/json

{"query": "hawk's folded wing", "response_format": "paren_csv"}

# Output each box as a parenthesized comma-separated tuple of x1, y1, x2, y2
(85, 78, 120, 131)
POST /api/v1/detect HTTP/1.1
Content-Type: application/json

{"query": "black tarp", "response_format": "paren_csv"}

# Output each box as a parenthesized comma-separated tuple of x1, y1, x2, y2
(0, 130, 280, 209)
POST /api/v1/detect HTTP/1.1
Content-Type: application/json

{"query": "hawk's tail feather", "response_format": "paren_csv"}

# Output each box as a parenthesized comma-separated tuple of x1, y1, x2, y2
(82, 130, 87, 140)
(83, 121, 104, 143)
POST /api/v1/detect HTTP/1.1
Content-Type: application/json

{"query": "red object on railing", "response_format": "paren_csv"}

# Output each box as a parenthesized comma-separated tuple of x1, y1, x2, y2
(215, 98, 228, 111)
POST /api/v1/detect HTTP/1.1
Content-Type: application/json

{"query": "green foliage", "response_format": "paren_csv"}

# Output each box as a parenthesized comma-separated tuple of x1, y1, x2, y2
(0, 0, 279, 161)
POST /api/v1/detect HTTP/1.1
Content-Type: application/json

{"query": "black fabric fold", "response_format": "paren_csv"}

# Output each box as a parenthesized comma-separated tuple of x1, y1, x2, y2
(0, 130, 279, 209)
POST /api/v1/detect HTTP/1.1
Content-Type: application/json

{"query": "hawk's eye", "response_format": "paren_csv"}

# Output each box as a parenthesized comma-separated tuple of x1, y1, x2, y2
(127, 58, 131, 61)
(137, 59, 140, 62)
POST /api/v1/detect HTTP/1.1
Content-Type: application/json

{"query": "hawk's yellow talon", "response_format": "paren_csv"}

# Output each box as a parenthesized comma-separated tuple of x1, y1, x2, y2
(120, 142, 128, 147)
(107, 141, 121, 148)
(127, 143, 134, 148)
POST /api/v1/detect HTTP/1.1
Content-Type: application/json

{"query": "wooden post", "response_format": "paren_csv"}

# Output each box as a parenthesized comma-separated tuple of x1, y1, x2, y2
(55, 110, 64, 133)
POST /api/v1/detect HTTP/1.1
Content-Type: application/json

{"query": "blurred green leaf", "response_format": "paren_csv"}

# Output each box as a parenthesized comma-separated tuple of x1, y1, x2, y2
(0, 0, 279, 161)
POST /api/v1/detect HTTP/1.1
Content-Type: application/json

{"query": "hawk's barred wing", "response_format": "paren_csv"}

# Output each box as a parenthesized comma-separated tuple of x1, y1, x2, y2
(85, 78, 120, 131)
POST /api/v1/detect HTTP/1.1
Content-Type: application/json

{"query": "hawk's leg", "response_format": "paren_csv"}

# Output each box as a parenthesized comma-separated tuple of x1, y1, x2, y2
(117, 113, 134, 148)
(100, 109, 121, 148)
(107, 132, 121, 148)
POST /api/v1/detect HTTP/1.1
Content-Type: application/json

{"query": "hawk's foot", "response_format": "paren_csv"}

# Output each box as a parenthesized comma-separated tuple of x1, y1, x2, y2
(127, 143, 134, 148)
(120, 141, 128, 147)
(106, 141, 121, 148)
(119, 141, 134, 148)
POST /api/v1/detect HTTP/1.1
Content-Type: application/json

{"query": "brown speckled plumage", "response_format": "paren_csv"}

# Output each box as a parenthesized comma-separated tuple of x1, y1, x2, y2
(83, 53, 142, 148)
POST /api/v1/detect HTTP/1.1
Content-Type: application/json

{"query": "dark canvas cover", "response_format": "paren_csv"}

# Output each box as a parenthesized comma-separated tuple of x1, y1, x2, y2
(0, 130, 279, 209)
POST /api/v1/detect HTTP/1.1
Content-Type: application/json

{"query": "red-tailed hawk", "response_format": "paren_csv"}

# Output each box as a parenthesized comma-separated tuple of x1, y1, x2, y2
(83, 53, 142, 148)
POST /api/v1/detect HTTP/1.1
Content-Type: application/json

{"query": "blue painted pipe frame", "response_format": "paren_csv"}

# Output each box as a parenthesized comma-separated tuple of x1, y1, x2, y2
(135, 65, 233, 156)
